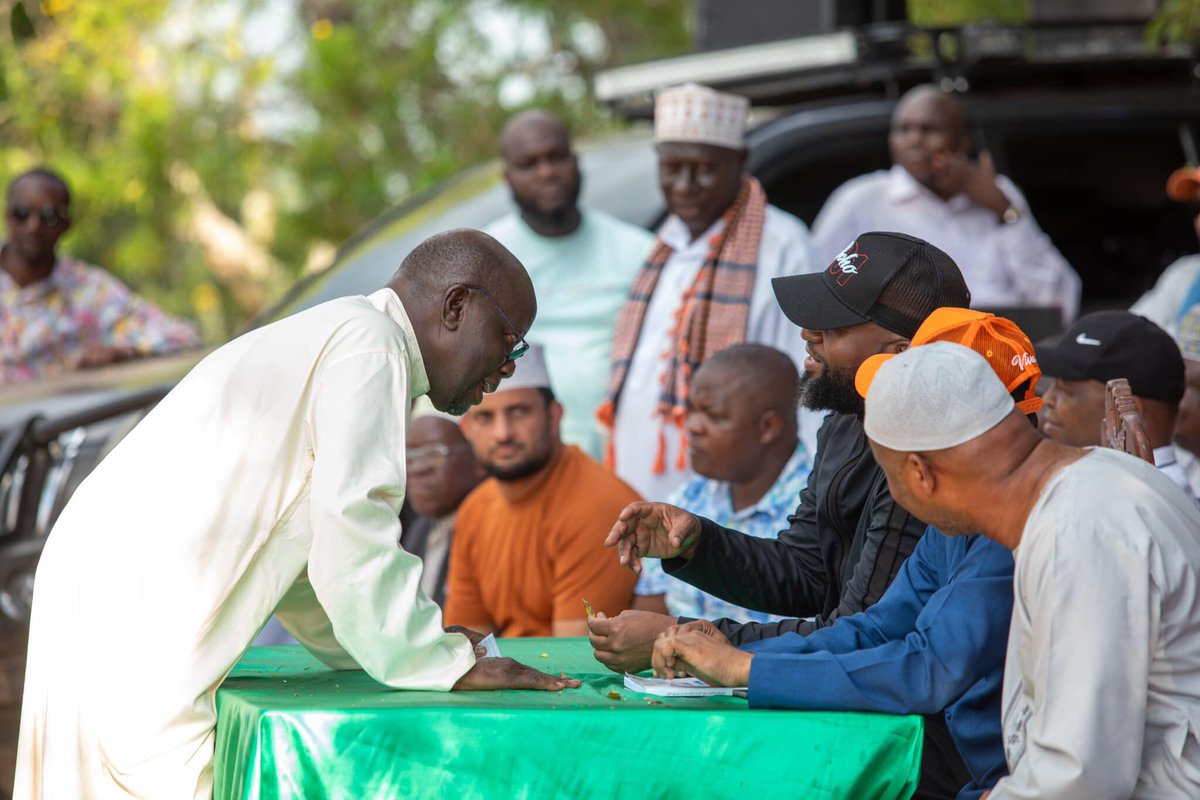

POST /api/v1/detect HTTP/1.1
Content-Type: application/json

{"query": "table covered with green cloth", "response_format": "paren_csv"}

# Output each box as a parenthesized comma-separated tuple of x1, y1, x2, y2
(215, 638, 922, 799)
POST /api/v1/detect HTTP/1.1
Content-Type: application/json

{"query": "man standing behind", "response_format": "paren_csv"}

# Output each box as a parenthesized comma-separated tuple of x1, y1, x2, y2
(446, 345, 638, 637)
(16, 230, 578, 800)
(600, 82, 822, 502)
(485, 110, 654, 459)
(812, 85, 1080, 321)
(1037, 311, 1195, 502)
(1, 167, 201, 384)
(633, 344, 809, 624)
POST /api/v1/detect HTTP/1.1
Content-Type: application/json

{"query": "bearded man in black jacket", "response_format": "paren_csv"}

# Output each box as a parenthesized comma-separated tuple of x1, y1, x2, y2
(589, 231, 972, 800)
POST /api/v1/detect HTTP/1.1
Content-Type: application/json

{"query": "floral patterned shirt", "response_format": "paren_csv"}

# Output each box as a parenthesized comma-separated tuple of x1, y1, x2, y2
(634, 441, 811, 623)
(1, 249, 201, 385)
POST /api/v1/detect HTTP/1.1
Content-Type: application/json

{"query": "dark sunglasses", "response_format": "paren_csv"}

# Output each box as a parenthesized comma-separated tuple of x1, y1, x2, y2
(463, 284, 530, 364)
(8, 203, 69, 229)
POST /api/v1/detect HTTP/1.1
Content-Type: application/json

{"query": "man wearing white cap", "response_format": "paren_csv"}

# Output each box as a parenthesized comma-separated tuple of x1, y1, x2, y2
(861, 343, 1200, 799)
(447, 344, 639, 638)
(598, 82, 822, 502)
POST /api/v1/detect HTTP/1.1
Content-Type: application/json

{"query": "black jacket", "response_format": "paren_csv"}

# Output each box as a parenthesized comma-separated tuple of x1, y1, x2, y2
(664, 411, 927, 646)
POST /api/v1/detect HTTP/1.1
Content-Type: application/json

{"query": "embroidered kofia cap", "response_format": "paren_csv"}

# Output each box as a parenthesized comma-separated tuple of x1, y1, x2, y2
(771, 231, 970, 339)
(855, 307, 1043, 415)
(1036, 311, 1184, 404)
(654, 83, 749, 150)
(861, 342, 1015, 453)
(495, 343, 553, 393)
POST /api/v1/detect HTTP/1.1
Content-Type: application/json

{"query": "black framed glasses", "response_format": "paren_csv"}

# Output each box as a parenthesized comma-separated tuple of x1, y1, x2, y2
(8, 203, 69, 229)
(463, 284, 530, 364)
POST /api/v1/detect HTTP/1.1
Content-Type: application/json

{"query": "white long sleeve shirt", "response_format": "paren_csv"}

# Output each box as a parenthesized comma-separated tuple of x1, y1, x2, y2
(812, 165, 1082, 321)
(993, 448, 1200, 800)
(14, 288, 474, 800)
(612, 206, 824, 501)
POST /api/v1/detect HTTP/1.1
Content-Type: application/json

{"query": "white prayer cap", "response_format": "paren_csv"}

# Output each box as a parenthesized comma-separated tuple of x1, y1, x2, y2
(495, 343, 553, 393)
(861, 342, 1015, 452)
(654, 83, 749, 150)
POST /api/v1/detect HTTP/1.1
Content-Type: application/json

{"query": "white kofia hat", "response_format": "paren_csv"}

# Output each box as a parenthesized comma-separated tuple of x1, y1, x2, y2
(496, 343, 553, 393)
(654, 83, 749, 150)
(863, 342, 1015, 452)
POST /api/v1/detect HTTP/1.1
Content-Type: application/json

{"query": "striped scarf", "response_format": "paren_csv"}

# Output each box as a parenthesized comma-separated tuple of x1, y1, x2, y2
(597, 176, 767, 473)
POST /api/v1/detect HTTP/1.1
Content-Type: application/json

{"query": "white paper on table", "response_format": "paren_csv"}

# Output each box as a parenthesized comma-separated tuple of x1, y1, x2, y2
(623, 673, 744, 697)
(478, 633, 501, 658)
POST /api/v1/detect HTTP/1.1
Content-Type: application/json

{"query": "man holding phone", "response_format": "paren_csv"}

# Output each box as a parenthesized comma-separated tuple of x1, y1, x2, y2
(811, 85, 1081, 323)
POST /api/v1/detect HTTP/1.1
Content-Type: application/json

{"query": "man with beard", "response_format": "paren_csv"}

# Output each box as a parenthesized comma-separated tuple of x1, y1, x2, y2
(484, 110, 654, 459)
(1, 167, 201, 383)
(593, 232, 972, 799)
(445, 345, 639, 637)
(16, 230, 581, 800)
(812, 85, 1080, 322)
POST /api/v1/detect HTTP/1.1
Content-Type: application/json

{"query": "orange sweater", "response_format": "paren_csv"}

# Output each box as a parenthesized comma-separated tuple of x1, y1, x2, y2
(444, 445, 639, 637)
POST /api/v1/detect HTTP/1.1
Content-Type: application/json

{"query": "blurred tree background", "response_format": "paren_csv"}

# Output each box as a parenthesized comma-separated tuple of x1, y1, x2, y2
(0, 0, 691, 340)
(3, 0, 1193, 343)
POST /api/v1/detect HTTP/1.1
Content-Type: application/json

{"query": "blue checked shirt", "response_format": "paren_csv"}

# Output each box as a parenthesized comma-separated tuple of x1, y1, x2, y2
(635, 441, 811, 623)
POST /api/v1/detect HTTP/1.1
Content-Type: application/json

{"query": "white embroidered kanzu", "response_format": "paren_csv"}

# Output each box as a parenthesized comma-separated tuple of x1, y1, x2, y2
(14, 288, 474, 799)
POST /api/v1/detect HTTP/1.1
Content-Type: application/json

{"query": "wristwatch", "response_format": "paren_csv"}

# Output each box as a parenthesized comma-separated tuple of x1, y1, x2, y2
(1001, 205, 1021, 225)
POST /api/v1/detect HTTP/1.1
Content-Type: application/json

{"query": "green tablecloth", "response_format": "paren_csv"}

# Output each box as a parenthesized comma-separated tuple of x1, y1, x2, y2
(215, 639, 921, 799)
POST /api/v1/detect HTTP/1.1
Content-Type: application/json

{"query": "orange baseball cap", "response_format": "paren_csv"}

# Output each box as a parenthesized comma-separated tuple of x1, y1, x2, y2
(856, 307, 1043, 414)
(1167, 166, 1200, 202)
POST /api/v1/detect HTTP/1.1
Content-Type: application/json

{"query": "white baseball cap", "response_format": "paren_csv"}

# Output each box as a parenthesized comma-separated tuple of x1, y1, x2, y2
(862, 342, 1015, 452)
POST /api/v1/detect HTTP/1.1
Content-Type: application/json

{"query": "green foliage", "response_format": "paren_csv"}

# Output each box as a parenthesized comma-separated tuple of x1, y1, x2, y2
(0, 0, 690, 339)
(1148, 0, 1200, 47)
(908, 0, 1027, 26)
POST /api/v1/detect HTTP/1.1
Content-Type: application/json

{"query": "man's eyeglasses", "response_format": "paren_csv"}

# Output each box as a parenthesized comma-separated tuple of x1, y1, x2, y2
(406, 442, 470, 466)
(463, 284, 530, 364)
(8, 203, 69, 229)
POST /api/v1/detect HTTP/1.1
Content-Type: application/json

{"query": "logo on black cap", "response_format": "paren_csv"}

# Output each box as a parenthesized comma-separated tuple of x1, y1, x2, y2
(830, 241, 870, 287)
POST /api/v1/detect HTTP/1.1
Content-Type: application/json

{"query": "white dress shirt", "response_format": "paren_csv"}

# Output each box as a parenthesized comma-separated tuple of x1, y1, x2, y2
(812, 165, 1082, 321)
(1130, 254, 1200, 339)
(1155, 443, 1199, 505)
(612, 206, 824, 501)
(994, 448, 1200, 800)
(15, 288, 474, 800)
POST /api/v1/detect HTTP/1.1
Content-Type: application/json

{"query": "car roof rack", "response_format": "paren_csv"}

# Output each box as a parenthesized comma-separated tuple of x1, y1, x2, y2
(595, 20, 1198, 118)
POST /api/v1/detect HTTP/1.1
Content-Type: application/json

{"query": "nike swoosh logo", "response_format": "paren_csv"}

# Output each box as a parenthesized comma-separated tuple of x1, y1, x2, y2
(1075, 333, 1102, 346)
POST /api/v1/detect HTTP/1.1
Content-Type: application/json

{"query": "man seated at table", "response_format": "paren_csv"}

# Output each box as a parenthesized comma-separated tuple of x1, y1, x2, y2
(15, 230, 581, 800)
(1037, 310, 1196, 503)
(401, 409, 487, 606)
(858, 343, 1200, 798)
(646, 308, 1042, 800)
(445, 344, 639, 637)
(632, 344, 811, 623)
